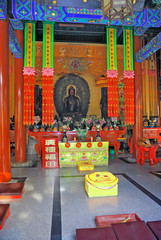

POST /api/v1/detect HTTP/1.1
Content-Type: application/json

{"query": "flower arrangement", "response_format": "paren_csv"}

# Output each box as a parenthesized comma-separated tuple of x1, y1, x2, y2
(97, 118, 106, 126)
(63, 117, 72, 125)
(76, 129, 88, 142)
(34, 116, 41, 125)
(80, 118, 93, 129)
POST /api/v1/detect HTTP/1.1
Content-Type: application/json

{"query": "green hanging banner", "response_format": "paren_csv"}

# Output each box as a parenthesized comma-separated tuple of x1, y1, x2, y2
(106, 27, 117, 70)
(43, 22, 54, 68)
(23, 22, 36, 126)
(24, 22, 35, 68)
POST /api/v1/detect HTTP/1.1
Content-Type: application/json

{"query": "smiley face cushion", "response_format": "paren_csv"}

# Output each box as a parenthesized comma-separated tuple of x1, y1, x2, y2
(85, 172, 118, 197)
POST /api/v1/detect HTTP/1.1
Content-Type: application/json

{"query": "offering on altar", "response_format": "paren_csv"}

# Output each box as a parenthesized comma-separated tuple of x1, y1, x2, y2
(40, 127, 45, 132)
(91, 125, 96, 131)
(33, 127, 39, 132)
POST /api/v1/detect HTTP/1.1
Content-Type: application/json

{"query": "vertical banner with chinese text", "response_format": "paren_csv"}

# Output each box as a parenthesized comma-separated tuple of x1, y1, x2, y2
(42, 22, 54, 126)
(106, 27, 118, 117)
(42, 137, 59, 168)
(23, 22, 35, 125)
(123, 27, 134, 125)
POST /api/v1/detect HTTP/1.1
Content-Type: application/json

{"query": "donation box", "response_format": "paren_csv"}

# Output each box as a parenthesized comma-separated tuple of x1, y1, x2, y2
(42, 137, 59, 168)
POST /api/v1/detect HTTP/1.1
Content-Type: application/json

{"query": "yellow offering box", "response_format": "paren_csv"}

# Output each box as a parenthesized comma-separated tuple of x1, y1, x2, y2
(78, 161, 94, 171)
(85, 172, 118, 197)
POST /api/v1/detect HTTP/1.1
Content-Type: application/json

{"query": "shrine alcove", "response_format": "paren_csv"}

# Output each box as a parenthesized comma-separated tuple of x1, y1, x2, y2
(54, 73, 90, 118)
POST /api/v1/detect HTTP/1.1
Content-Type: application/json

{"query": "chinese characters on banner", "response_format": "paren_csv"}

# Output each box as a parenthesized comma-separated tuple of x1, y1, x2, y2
(42, 137, 59, 168)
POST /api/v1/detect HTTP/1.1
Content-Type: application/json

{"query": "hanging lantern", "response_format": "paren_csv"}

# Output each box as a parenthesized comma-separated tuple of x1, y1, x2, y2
(123, 27, 134, 125)
(101, 0, 133, 23)
(106, 27, 118, 117)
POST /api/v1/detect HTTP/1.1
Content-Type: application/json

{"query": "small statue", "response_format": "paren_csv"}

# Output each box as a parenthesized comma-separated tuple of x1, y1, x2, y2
(63, 86, 81, 119)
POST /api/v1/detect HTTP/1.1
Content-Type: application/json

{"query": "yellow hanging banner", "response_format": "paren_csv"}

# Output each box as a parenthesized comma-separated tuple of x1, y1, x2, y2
(109, 28, 115, 70)
(26, 23, 33, 67)
(125, 29, 131, 70)
(45, 24, 52, 68)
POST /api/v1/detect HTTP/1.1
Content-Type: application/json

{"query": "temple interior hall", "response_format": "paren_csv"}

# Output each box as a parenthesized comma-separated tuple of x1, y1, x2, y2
(0, 0, 161, 239)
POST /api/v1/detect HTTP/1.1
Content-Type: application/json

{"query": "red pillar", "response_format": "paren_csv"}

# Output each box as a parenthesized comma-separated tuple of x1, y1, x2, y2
(133, 36, 143, 157)
(14, 30, 26, 163)
(157, 69, 160, 126)
(0, 17, 11, 182)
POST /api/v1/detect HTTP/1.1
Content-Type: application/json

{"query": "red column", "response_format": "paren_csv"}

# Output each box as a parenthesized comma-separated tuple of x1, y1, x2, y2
(133, 36, 143, 157)
(14, 30, 26, 163)
(157, 70, 160, 126)
(0, 17, 11, 182)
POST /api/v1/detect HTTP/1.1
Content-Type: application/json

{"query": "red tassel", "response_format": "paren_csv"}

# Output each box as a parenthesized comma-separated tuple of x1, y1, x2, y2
(50, 75, 54, 125)
(124, 76, 134, 125)
(42, 75, 45, 125)
(23, 75, 27, 125)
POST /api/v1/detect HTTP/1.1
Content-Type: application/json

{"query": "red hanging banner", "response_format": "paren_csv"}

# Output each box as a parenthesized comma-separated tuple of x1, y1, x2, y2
(23, 67, 35, 125)
(123, 70, 134, 125)
(107, 70, 118, 117)
(123, 28, 134, 125)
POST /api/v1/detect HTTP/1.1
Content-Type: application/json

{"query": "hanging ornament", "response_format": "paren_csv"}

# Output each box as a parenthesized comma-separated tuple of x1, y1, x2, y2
(123, 27, 134, 125)
(106, 27, 118, 117)
(42, 23, 54, 126)
(23, 22, 36, 126)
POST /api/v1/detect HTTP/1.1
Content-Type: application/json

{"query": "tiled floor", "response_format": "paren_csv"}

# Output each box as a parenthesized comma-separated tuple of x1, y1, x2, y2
(0, 154, 161, 240)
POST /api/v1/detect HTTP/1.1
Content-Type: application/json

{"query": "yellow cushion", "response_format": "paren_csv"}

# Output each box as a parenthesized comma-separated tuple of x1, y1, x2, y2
(77, 161, 94, 171)
(85, 172, 118, 197)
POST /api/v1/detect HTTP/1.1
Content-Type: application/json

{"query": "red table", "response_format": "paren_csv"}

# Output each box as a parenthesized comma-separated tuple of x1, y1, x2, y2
(100, 128, 126, 155)
(28, 130, 76, 157)
(135, 144, 158, 165)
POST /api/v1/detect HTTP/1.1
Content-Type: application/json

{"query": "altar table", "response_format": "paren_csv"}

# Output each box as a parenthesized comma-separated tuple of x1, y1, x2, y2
(143, 127, 161, 142)
(100, 128, 126, 155)
(28, 128, 125, 157)
(59, 142, 109, 168)
(28, 130, 76, 157)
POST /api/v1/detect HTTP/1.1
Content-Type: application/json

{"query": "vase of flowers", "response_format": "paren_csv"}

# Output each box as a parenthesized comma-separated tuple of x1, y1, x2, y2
(76, 129, 88, 142)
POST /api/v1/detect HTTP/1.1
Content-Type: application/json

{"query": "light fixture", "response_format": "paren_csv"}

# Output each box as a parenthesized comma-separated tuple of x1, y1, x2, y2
(101, 0, 134, 23)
